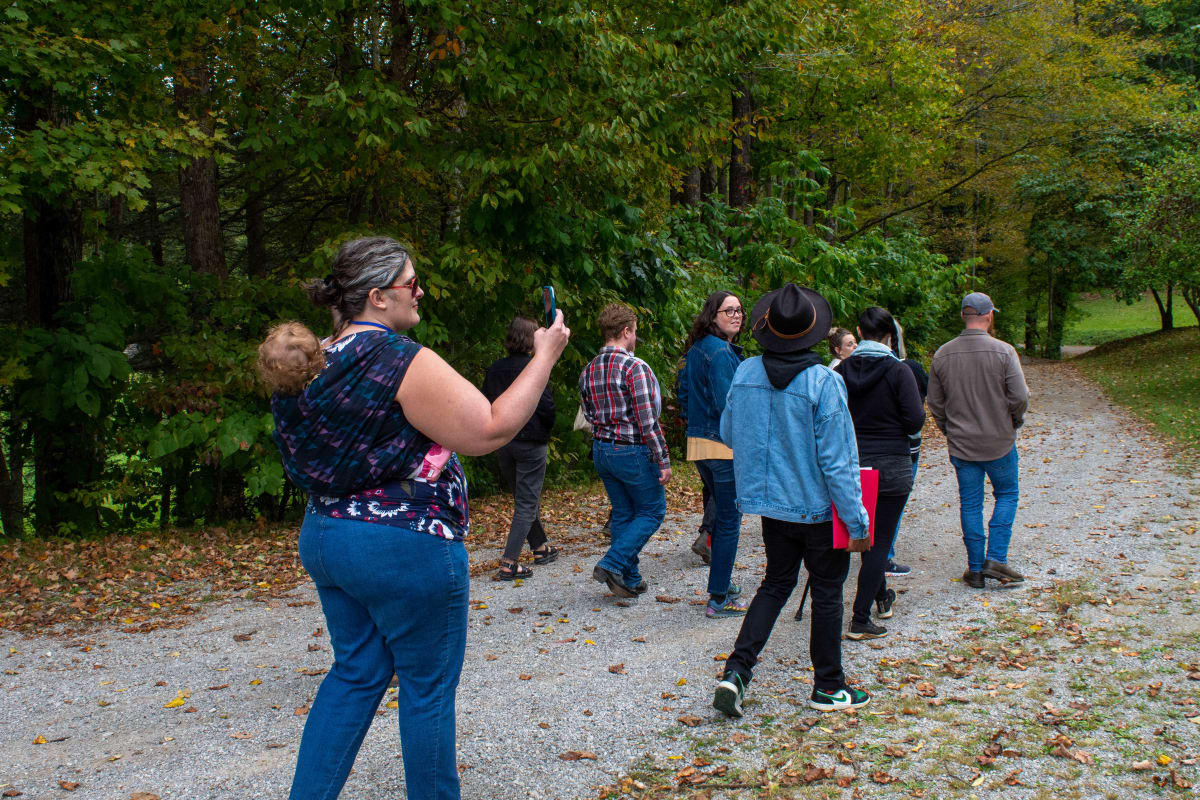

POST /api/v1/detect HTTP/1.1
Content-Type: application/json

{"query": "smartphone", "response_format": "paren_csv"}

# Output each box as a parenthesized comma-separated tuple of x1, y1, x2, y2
(542, 286, 556, 328)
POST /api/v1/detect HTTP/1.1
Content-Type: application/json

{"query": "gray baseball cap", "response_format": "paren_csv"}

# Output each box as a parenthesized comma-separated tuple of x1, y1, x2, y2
(962, 292, 997, 315)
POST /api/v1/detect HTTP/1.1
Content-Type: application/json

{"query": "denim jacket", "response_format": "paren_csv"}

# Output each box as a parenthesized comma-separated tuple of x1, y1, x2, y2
(683, 335, 743, 442)
(719, 357, 869, 538)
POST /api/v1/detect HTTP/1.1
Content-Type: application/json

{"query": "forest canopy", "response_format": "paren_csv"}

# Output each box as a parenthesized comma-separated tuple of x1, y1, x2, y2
(2, 0, 1197, 535)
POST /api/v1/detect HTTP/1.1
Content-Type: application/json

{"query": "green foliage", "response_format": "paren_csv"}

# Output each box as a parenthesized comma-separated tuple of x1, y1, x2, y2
(0, 0, 1193, 531)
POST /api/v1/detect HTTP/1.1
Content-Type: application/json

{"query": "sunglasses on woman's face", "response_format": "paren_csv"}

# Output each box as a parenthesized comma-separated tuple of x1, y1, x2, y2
(383, 274, 419, 294)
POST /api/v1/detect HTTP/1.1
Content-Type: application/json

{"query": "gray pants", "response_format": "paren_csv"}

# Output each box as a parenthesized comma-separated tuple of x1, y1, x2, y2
(497, 440, 549, 561)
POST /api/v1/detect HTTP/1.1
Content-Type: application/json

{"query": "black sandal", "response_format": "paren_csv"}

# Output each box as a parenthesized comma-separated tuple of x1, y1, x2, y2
(496, 560, 533, 581)
(532, 544, 560, 565)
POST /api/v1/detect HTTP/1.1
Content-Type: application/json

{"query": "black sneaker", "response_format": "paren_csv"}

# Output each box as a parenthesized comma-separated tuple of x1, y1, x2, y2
(809, 686, 871, 712)
(691, 531, 711, 565)
(630, 578, 648, 594)
(885, 561, 912, 577)
(962, 570, 985, 589)
(875, 588, 896, 619)
(846, 620, 887, 640)
(713, 672, 748, 717)
(592, 565, 637, 598)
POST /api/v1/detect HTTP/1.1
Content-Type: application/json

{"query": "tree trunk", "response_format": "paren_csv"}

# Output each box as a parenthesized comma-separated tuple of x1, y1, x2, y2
(700, 162, 717, 198)
(1024, 302, 1037, 353)
(729, 80, 754, 209)
(245, 189, 266, 276)
(1150, 285, 1173, 331)
(24, 199, 81, 326)
(0, 429, 25, 538)
(1181, 285, 1200, 327)
(147, 187, 165, 266)
(682, 166, 702, 206)
(174, 61, 227, 278)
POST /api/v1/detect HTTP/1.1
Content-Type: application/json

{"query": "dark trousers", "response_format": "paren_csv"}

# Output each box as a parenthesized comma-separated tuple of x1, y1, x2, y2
(496, 440, 549, 561)
(698, 469, 715, 535)
(725, 517, 850, 693)
(851, 492, 909, 624)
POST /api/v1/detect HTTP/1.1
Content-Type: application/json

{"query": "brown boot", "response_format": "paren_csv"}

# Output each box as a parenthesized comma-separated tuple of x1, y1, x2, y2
(981, 559, 1025, 585)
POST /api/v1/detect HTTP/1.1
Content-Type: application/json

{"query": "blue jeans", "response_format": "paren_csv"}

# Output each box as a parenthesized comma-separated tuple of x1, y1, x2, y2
(695, 459, 741, 598)
(888, 458, 920, 561)
(593, 441, 666, 587)
(950, 446, 1020, 573)
(292, 509, 469, 800)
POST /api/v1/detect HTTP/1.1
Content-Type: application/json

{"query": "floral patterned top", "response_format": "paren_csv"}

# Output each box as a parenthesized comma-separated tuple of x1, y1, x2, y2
(272, 330, 469, 541)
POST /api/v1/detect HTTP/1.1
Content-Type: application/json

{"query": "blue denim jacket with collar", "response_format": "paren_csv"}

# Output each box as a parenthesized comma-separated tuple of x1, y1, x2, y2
(719, 356, 869, 538)
(682, 334, 744, 443)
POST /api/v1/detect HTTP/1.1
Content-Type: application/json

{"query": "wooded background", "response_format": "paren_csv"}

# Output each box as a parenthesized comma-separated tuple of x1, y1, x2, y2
(2, 0, 1198, 536)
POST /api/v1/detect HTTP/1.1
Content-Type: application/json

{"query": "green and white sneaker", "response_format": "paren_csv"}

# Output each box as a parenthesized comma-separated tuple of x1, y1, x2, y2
(713, 672, 748, 718)
(808, 686, 871, 712)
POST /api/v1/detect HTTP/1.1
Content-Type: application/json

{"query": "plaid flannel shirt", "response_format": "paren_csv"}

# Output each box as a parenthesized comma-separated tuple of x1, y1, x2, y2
(578, 346, 670, 469)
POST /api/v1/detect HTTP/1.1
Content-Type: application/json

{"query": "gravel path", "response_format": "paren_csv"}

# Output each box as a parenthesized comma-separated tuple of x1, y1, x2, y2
(1, 359, 1197, 799)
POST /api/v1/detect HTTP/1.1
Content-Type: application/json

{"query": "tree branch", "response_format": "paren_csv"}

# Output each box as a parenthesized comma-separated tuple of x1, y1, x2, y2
(838, 138, 1048, 242)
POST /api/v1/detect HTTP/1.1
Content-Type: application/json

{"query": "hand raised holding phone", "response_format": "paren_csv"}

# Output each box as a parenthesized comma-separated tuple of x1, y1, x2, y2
(534, 286, 569, 361)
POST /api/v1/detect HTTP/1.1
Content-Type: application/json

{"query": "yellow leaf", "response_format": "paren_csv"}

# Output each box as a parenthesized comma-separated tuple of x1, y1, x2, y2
(1028, 624, 1042, 632)
(249, 679, 262, 685)
(1157, 754, 1172, 765)
(584, 639, 595, 645)
(676, 677, 687, 686)
(33, 735, 47, 744)
(385, 700, 398, 709)
(163, 697, 185, 709)
(971, 774, 985, 786)
(149, 602, 161, 609)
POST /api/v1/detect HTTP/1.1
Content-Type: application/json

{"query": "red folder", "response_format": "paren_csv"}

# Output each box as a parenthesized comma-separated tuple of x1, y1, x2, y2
(832, 468, 878, 549)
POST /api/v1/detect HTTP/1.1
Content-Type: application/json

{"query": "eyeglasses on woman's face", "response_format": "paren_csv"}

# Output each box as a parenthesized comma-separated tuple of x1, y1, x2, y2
(719, 307, 744, 319)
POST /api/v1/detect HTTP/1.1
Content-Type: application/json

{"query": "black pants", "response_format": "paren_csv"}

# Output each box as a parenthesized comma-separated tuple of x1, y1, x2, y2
(851, 492, 909, 624)
(724, 517, 851, 693)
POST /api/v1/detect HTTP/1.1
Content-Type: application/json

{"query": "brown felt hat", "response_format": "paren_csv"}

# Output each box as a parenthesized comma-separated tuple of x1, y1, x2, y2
(750, 284, 833, 353)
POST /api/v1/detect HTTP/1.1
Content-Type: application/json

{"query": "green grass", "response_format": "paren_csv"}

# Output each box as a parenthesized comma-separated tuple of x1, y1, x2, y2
(1075, 327, 1200, 463)
(1064, 293, 1197, 346)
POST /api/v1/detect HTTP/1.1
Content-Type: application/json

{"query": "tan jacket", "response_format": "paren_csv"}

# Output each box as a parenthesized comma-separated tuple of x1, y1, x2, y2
(927, 329, 1029, 461)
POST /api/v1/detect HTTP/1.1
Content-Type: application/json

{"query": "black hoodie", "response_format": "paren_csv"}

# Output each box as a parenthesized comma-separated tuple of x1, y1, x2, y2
(834, 353, 925, 458)
(762, 350, 824, 389)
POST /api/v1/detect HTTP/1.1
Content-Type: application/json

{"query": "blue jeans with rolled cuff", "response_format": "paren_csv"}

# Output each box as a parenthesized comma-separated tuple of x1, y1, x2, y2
(290, 509, 468, 800)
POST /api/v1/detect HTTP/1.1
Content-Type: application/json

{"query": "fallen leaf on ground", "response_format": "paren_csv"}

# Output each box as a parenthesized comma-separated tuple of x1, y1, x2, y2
(58, 782, 79, 791)
(559, 751, 598, 761)
(656, 595, 681, 604)
(608, 663, 626, 675)
(230, 732, 252, 739)
(677, 714, 703, 727)
(803, 766, 833, 782)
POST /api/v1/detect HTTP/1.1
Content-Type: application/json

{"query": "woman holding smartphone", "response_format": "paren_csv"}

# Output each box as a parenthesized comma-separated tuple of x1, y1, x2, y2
(268, 236, 570, 800)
